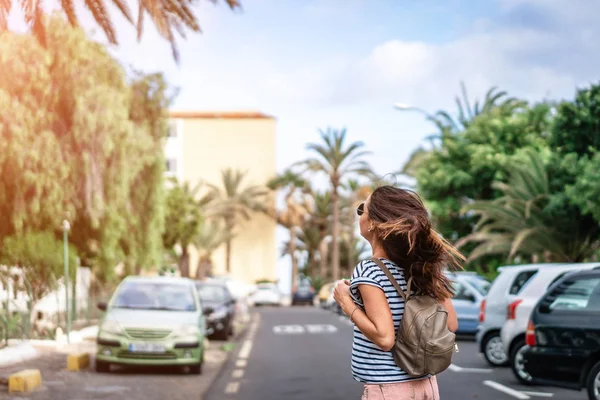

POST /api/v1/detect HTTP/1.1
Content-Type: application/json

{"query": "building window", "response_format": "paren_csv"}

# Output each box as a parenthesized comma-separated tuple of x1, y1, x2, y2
(168, 121, 178, 138)
(166, 158, 177, 173)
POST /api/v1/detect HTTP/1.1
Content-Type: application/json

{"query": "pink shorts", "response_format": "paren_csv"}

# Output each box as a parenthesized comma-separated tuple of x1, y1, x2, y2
(361, 376, 439, 400)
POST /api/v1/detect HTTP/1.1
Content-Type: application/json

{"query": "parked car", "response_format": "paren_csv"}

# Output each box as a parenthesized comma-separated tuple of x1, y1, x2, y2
(250, 282, 282, 307)
(195, 281, 236, 340)
(501, 263, 600, 383)
(522, 267, 600, 400)
(95, 276, 206, 374)
(318, 282, 335, 307)
(292, 278, 315, 306)
(447, 273, 490, 334)
(476, 263, 562, 367)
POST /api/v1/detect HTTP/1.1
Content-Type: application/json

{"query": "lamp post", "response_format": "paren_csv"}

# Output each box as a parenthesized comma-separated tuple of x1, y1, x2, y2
(62, 219, 71, 344)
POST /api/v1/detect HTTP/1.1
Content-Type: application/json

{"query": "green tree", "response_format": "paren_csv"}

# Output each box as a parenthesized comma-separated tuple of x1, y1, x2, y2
(162, 179, 210, 277)
(208, 169, 269, 273)
(1, 232, 78, 300)
(457, 148, 597, 262)
(194, 220, 232, 280)
(0, 17, 171, 281)
(295, 128, 372, 281)
(0, 1, 241, 61)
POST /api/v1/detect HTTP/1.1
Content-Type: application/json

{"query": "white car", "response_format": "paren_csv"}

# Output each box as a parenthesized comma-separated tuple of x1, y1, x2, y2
(250, 283, 282, 306)
(500, 262, 600, 383)
(476, 263, 561, 367)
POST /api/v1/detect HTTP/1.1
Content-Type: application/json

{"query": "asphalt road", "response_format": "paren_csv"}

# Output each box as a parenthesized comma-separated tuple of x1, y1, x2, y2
(206, 306, 588, 400)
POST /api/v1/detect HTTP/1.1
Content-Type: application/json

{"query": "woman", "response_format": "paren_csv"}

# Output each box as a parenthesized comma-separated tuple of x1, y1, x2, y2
(334, 185, 463, 400)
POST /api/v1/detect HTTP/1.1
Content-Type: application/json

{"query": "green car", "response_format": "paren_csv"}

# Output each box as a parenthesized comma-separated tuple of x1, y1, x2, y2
(95, 276, 206, 374)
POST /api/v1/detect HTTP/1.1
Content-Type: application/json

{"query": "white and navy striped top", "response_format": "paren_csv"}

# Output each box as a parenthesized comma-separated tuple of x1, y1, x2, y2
(349, 258, 427, 384)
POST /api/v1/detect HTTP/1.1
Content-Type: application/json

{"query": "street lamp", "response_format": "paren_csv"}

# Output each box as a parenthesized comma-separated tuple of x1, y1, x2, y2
(62, 219, 71, 344)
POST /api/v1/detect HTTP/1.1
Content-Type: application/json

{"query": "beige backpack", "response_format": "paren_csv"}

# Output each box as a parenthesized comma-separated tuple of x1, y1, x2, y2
(370, 257, 457, 377)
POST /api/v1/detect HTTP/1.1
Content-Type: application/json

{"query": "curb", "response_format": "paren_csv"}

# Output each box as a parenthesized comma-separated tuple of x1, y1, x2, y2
(200, 315, 254, 400)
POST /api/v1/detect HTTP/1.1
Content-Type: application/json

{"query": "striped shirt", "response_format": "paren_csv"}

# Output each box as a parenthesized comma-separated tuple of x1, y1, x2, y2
(349, 258, 427, 384)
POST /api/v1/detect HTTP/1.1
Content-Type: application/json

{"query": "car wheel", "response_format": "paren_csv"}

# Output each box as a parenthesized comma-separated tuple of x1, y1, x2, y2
(213, 328, 228, 341)
(95, 359, 110, 373)
(510, 339, 532, 385)
(482, 333, 509, 367)
(189, 362, 202, 375)
(587, 360, 600, 400)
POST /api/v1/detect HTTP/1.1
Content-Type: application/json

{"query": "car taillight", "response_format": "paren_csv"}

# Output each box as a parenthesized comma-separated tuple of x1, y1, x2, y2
(309, 287, 315, 294)
(525, 320, 536, 346)
(507, 299, 523, 320)
(479, 299, 486, 323)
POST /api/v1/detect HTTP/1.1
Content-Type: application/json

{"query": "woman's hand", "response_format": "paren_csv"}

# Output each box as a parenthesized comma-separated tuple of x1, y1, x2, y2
(333, 280, 354, 315)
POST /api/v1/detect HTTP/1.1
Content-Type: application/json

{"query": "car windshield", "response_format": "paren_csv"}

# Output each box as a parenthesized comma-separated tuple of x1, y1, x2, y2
(113, 281, 197, 311)
(197, 285, 227, 302)
(463, 276, 491, 296)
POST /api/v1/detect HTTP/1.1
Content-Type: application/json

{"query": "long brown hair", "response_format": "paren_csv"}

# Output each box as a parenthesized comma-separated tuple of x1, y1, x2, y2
(367, 185, 464, 301)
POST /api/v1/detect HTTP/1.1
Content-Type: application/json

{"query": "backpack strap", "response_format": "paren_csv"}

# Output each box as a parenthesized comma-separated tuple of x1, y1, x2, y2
(369, 257, 412, 301)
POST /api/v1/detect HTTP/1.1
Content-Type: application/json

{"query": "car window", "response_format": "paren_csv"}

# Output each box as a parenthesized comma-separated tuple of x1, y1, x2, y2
(540, 277, 600, 312)
(452, 281, 476, 301)
(197, 285, 227, 302)
(509, 270, 538, 295)
(113, 282, 197, 311)
(463, 277, 491, 296)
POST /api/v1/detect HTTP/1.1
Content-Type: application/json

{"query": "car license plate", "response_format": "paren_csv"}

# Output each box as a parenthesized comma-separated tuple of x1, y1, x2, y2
(129, 343, 166, 353)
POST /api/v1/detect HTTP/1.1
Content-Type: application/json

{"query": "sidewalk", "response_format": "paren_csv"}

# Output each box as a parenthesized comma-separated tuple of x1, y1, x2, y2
(0, 316, 251, 399)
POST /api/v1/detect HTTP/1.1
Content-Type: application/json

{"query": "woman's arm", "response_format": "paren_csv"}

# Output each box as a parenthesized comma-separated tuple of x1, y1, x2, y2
(440, 297, 458, 332)
(335, 281, 395, 351)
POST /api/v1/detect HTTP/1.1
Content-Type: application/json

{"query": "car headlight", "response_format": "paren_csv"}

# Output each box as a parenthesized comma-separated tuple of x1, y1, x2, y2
(180, 325, 200, 335)
(101, 320, 123, 335)
(208, 308, 228, 321)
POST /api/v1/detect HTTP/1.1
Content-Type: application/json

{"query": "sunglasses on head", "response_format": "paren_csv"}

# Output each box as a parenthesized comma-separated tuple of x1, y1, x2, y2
(356, 203, 364, 216)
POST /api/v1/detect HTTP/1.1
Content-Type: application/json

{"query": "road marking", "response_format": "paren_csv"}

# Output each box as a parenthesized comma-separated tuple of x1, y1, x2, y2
(236, 359, 247, 368)
(305, 324, 338, 333)
(273, 325, 306, 334)
(225, 382, 240, 394)
(238, 340, 253, 359)
(484, 381, 530, 399)
(232, 369, 244, 379)
(522, 392, 553, 398)
(448, 364, 493, 373)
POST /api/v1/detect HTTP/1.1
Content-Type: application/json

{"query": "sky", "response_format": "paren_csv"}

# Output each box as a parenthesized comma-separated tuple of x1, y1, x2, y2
(7, 0, 600, 290)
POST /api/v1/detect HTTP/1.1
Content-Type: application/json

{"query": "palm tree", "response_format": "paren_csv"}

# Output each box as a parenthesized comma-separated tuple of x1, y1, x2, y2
(194, 220, 232, 280)
(295, 128, 372, 281)
(207, 168, 269, 273)
(308, 191, 332, 279)
(267, 170, 311, 290)
(456, 149, 597, 263)
(292, 224, 322, 277)
(0, 0, 240, 61)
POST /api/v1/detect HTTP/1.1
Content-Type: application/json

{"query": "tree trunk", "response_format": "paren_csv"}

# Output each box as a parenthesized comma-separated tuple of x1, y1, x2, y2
(290, 227, 298, 292)
(179, 246, 190, 277)
(225, 239, 232, 273)
(319, 238, 329, 280)
(331, 184, 340, 281)
(195, 257, 212, 280)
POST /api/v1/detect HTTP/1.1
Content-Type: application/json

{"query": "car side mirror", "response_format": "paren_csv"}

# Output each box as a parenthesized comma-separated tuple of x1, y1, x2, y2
(97, 302, 108, 311)
(203, 307, 214, 316)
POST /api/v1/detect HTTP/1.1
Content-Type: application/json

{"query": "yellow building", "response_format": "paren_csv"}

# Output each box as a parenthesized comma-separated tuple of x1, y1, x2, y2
(165, 111, 277, 284)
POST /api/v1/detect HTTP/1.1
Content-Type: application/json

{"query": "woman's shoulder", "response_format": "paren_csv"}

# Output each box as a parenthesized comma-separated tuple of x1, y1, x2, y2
(353, 257, 402, 277)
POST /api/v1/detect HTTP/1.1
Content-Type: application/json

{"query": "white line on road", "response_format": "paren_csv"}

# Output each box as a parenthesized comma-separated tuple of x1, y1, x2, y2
(236, 359, 247, 368)
(521, 391, 554, 398)
(225, 382, 240, 394)
(238, 339, 253, 359)
(484, 380, 530, 399)
(448, 364, 493, 373)
(232, 369, 245, 379)
(273, 325, 305, 334)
